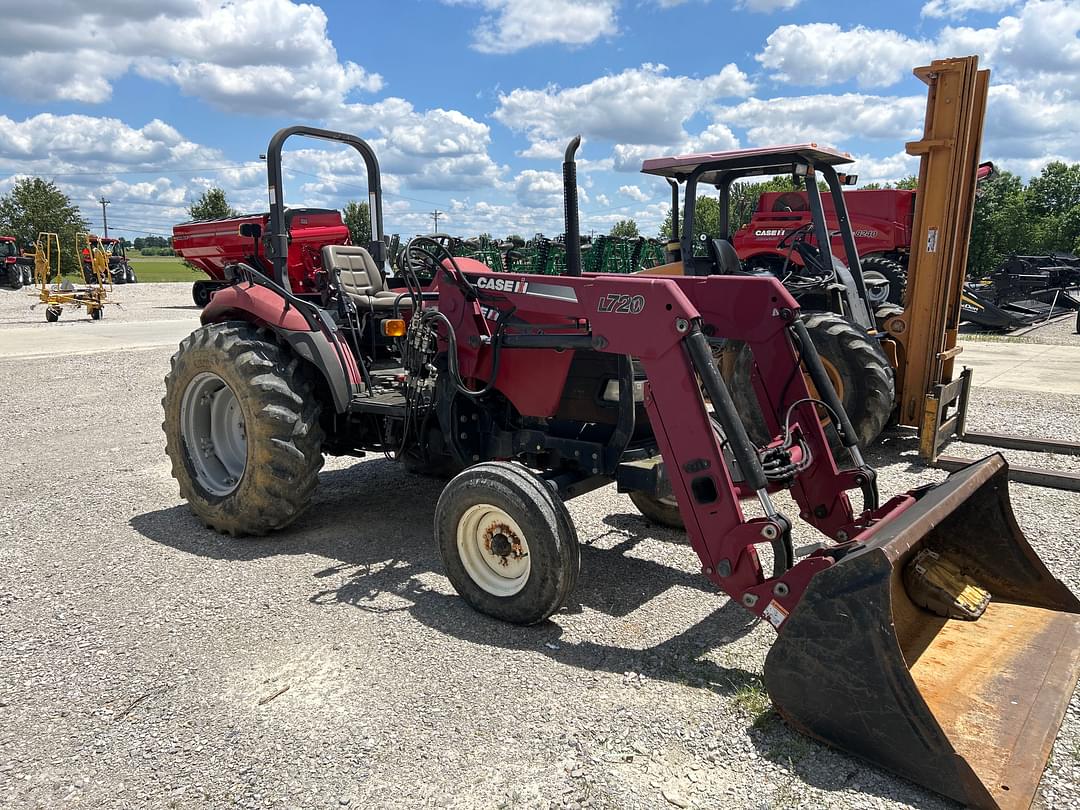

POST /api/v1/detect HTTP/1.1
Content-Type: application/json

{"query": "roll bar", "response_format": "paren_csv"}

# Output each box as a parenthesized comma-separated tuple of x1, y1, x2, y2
(264, 126, 385, 290)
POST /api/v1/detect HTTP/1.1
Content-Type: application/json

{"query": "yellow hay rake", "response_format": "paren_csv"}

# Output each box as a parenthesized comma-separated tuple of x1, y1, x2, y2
(31, 232, 114, 322)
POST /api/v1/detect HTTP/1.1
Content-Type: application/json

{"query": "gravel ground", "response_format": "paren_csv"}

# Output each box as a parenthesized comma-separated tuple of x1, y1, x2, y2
(0, 281, 200, 329)
(1, 283, 1079, 810)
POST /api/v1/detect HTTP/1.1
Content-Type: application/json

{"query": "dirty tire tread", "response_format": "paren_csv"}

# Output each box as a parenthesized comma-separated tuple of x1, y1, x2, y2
(435, 462, 579, 625)
(729, 312, 894, 449)
(162, 321, 324, 537)
(800, 311, 894, 448)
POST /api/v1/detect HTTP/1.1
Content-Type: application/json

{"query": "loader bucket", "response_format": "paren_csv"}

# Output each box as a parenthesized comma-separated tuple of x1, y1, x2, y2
(764, 455, 1080, 810)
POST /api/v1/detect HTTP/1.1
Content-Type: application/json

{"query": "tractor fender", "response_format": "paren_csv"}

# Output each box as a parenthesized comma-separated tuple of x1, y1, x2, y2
(201, 282, 359, 413)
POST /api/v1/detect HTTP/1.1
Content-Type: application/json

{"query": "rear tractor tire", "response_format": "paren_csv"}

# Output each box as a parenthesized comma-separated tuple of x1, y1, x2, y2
(435, 462, 579, 625)
(628, 491, 683, 529)
(730, 311, 894, 449)
(162, 322, 324, 536)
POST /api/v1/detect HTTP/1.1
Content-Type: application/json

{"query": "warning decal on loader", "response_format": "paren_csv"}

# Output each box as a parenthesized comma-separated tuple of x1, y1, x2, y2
(763, 599, 789, 629)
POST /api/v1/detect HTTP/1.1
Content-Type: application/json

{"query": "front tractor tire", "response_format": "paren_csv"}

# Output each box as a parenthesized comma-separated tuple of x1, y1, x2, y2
(163, 322, 324, 536)
(435, 462, 580, 625)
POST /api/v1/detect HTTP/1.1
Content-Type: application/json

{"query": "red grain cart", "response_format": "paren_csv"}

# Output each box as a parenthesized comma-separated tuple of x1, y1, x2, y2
(173, 209, 349, 307)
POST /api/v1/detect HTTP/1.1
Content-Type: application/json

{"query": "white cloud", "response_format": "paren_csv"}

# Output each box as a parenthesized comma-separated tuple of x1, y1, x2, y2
(850, 151, 920, 185)
(756, 1, 1080, 90)
(514, 170, 565, 208)
(736, 0, 803, 12)
(494, 62, 752, 160)
(0, 114, 220, 171)
(3, 0, 381, 115)
(747, 1, 1080, 179)
(714, 93, 925, 146)
(921, 0, 1017, 19)
(618, 184, 650, 202)
(333, 99, 505, 191)
(756, 23, 930, 88)
(445, 0, 618, 54)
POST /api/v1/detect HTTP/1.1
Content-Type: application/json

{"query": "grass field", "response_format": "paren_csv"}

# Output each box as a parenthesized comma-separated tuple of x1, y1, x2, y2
(129, 257, 202, 283)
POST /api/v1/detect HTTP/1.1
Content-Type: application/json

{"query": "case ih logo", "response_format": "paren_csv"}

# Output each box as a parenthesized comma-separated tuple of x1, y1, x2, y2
(754, 228, 787, 238)
(475, 275, 525, 293)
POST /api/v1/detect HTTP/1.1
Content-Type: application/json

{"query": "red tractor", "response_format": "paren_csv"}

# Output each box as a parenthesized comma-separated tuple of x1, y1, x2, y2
(161, 127, 1080, 810)
(173, 208, 349, 307)
(1, 236, 34, 288)
(81, 236, 137, 285)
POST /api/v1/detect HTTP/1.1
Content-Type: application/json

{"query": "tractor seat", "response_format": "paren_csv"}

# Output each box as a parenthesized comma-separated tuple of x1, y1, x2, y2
(708, 239, 743, 275)
(322, 245, 413, 310)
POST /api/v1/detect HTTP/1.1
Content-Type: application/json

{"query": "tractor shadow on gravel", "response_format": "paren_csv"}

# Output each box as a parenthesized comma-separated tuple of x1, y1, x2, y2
(131, 459, 764, 700)
(131, 460, 937, 807)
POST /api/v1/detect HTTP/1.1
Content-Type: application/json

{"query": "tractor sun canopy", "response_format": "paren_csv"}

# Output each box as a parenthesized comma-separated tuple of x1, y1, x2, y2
(640, 143, 854, 184)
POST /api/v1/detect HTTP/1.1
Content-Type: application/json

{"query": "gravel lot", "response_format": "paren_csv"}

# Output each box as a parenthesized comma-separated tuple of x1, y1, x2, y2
(1, 283, 1078, 809)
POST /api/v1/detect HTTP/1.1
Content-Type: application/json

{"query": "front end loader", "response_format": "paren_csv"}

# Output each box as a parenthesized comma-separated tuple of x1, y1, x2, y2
(161, 126, 1080, 810)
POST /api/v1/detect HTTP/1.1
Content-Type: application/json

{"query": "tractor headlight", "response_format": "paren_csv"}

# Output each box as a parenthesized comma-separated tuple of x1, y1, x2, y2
(602, 379, 645, 403)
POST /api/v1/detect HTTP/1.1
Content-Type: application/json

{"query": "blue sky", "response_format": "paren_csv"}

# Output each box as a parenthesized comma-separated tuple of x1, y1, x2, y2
(1, 0, 1077, 240)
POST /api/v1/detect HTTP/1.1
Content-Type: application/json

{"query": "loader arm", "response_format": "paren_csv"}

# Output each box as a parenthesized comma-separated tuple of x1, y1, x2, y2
(437, 267, 1080, 809)
(442, 269, 891, 621)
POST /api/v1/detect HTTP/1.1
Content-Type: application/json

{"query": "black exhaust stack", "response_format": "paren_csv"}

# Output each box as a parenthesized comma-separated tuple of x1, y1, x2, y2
(563, 135, 582, 277)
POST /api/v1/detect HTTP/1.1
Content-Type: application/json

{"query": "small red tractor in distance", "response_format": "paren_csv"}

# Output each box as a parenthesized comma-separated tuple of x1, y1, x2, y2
(81, 236, 137, 285)
(172, 208, 349, 307)
(1, 236, 34, 289)
(162, 126, 1080, 810)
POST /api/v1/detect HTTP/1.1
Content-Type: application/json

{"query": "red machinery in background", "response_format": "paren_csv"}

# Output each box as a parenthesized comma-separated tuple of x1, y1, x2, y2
(173, 208, 350, 307)
(733, 188, 914, 280)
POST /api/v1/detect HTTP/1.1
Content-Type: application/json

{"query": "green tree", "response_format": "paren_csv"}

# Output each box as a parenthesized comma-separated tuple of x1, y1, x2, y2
(893, 175, 919, 190)
(342, 200, 371, 246)
(0, 177, 89, 276)
(660, 176, 802, 243)
(188, 187, 237, 221)
(1025, 162, 1080, 217)
(609, 219, 639, 238)
(967, 170, 1031, 276)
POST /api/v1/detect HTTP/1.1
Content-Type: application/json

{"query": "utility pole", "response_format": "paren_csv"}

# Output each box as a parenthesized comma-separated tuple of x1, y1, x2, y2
(429, 209, 443, 233)
(99, 197, 111, 238)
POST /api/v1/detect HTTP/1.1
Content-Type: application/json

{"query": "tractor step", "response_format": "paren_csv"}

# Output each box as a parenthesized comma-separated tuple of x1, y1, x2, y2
(348, 374, 408, 417)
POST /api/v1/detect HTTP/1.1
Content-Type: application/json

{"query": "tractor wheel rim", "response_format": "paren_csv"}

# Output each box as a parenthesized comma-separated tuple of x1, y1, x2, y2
(862, 270, 890, 307)
(804, 356, 845, 424)
(180, 372, 247, 496)
(456, 504, 531, 597)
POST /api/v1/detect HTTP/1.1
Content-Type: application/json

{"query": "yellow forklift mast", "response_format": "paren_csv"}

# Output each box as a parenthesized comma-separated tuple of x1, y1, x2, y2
(886, 56, 1080, 490)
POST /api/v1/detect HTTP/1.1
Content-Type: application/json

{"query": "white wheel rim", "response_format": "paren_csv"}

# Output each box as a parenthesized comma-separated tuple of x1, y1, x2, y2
(456, 503, 531, 597)
(180, 372, 247, 496)
(863, 270, 890, 307)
